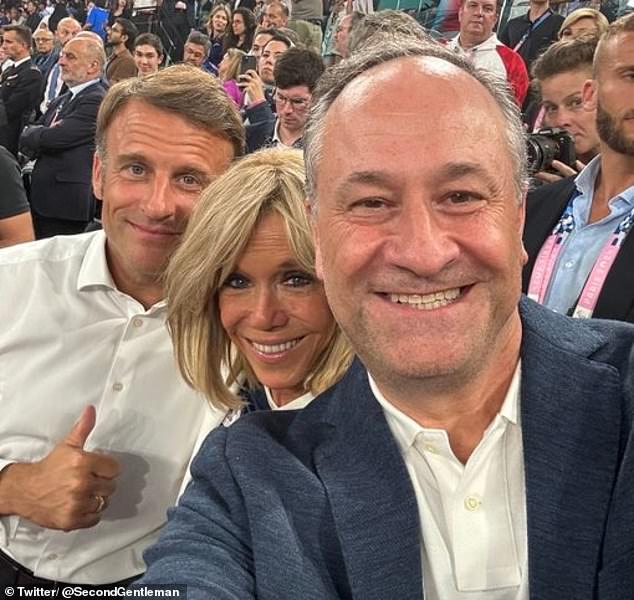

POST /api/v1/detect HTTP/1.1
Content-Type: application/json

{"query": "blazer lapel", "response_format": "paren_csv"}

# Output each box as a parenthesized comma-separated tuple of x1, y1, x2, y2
(519, 299, 622, 598)
(594, 227, 634, 322)
(314, 361, 423, 600)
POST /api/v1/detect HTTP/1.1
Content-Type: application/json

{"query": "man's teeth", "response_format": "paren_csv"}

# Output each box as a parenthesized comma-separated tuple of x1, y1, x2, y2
(388, 288, 461, 310)
(252, 339, 300, 354)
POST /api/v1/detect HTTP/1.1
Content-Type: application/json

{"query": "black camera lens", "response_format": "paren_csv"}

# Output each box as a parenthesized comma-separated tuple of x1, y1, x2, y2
(527, 135, 560, 174)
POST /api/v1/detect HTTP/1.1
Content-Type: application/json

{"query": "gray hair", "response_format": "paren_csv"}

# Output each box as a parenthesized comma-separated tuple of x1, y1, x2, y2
(303, 38, 528, 206)
(348, 10, 430, 55)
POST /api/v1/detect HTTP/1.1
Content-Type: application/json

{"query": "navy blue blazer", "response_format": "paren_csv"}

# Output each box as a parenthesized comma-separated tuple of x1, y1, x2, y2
(19, 80, 107, 222)
(139, 298, 634, 599)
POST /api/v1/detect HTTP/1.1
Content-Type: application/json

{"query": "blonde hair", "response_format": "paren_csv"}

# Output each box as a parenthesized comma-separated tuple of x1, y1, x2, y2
(559, 8, 609, 39)
(221, 47, 245, 82)
(166, 148, 352, 410)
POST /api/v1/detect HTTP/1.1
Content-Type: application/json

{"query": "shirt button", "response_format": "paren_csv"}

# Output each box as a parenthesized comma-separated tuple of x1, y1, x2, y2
(112, 382, 124, 392)
(564, 260, 575, 269)
(47, 554, 58, 560)
(132, 318, 143, 328)
(424, 443, 439, 454)
(464, 495, 482, 512)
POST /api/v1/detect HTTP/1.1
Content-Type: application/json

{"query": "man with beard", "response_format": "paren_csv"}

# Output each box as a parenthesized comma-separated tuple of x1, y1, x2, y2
(105, 18, 137, 84)
(522, 13, 634, 323)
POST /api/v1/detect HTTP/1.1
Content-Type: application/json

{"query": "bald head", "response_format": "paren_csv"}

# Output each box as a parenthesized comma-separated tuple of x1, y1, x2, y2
(56, 17, 82, 45)
(59, 37, 106, 86)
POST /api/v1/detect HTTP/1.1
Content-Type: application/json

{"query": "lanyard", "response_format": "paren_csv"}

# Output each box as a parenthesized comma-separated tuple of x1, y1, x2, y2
(513, 9, 552, 52)
(527, 191, 634, 318)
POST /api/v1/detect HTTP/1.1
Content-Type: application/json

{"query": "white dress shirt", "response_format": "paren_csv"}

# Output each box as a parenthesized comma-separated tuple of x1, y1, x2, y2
(370, 364, 528, 600)
(0, 232, 225, 584)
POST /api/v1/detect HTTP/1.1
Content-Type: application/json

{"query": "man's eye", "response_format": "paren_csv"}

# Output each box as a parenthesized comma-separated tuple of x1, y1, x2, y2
(127, 164, 145, 176)
(352, 198, 386, 210)
(180, 174, 202, 187)
(446, 191, 481, 205)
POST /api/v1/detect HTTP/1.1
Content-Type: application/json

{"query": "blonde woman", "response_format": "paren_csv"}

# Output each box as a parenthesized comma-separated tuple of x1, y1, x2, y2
(166, 148, 352, 414)
(218, 47, 245, 106)
(559, 8, 609, 39)
(205, 4, 232, 67)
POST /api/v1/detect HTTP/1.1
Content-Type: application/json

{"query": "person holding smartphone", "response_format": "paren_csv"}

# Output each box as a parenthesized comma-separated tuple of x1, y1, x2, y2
(242, 47, 323, 152)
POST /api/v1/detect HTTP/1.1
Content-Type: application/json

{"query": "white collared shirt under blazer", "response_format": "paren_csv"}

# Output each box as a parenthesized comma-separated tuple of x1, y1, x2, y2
(371, 364, 528, 599)
(0, 231, 224, 584)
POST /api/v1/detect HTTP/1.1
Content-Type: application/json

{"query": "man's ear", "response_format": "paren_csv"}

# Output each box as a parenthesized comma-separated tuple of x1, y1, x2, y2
(582, 78, 597, 111)
(92, 152, 104, 200)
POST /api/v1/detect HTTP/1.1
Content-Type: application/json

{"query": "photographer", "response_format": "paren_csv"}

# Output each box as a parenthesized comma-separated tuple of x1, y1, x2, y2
(522, 14, 634, 323)
(530, 35, 601, 183)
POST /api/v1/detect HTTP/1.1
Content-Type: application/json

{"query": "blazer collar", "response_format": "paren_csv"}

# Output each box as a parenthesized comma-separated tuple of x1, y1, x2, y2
(314, 360, 423, 600)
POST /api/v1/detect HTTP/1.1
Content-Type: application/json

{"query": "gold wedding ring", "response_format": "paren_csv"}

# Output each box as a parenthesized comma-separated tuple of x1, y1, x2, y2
(94, 494, 106, 513)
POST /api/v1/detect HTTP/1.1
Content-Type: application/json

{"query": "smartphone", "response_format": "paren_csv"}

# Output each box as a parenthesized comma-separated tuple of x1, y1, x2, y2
(240, 55, 257, 75)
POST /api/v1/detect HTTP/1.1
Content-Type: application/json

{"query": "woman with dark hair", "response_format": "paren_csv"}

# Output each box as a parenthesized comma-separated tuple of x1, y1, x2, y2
(223, 7, 255, 52)
(107, 0, 132, 28)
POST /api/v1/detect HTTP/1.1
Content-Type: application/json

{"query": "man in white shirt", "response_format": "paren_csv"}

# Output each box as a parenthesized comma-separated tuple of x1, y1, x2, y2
(0, 64, 244, 591)
(137, 35, 634, 600)
(447, 0, 529, 106)
(39, 16, 82, 114)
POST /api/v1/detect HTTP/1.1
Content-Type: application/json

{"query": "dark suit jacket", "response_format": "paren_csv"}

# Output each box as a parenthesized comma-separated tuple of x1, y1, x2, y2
(522, 177, 634, 323)
(138, 298, 634, 599)
(19, 81, 108, 222)
(0, 59, 43, 156)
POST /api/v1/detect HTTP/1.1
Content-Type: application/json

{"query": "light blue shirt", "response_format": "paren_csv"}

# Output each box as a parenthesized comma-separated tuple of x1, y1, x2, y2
(543, 156, 634, 315)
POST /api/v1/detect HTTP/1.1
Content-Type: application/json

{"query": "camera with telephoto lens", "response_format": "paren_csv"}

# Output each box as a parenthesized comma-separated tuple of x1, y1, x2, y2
(526, 127, 576, 174)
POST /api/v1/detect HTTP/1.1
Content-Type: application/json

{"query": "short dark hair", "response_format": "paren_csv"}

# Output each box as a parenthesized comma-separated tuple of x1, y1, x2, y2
(274, 47, 324, 92)
(532, 34, 598, 82)
(263, 30, 292, 49)
(134, 32, 164, 57)
(254, 26, 279, 38)
(186, 30, 211, 53)
(115, 17, 138, 51)
(3, 24, 33, 49)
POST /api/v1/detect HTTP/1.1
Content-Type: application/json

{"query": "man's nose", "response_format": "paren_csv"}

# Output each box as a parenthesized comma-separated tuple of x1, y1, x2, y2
(383, 198, 460, 276)
(140, 174, 177, 220)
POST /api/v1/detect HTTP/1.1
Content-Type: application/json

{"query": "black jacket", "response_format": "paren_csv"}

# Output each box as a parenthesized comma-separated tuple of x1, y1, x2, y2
(0, 59, 43, 157)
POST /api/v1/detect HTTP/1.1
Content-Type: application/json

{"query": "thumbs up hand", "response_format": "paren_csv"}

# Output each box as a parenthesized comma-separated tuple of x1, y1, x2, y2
(0, 406, 120, 531)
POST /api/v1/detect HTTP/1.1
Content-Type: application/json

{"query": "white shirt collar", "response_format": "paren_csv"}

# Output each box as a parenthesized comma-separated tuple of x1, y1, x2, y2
(76, 230, 166, 309)
(264, 386, 314, 410)
(6, 55, 31, 69)
(68, 77, 101, 98)
(369, 360, 521, 452)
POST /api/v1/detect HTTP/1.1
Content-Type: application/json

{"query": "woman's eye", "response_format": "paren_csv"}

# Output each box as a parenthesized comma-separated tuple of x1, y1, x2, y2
(284, 273, 313, 287)
(224, 274, 250, 289)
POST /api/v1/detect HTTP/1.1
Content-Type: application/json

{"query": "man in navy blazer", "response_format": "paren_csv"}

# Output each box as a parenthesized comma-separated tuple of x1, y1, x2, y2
(137, 33, 634, 600)
(20, 35, 107, 238)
